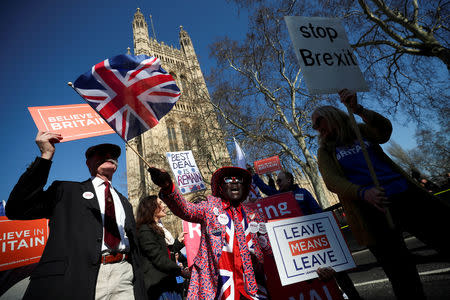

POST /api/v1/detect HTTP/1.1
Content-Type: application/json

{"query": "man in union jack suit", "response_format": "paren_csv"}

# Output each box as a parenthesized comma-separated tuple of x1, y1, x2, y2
(148, 166, 272, 300)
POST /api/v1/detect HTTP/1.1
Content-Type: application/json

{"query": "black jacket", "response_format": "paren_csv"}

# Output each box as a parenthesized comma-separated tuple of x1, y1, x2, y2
(6, 157, 146, 300)
(137, 224, 181, 297)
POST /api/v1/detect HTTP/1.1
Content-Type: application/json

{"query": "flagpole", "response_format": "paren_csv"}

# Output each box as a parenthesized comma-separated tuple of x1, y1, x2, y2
(67, 82, 153, 169)
(345, 104, 395, 229)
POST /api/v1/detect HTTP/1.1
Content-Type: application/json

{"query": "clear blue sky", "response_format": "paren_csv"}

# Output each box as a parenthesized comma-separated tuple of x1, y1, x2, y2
(0, 0, 416, 201)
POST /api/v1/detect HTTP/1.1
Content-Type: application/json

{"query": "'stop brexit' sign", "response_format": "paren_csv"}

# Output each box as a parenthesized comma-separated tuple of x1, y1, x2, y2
(284, 16, 369, 95)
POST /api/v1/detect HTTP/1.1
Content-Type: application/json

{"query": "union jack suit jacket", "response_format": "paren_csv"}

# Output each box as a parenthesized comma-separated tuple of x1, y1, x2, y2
(160, 189, 271, 300)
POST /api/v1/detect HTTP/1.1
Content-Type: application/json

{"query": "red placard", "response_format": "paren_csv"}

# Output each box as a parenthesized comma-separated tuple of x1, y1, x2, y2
(28, 104, 115, 142)
(253, 156, 282, 175)
(245, 192, 303, 220)
(0, 216, 49, 271)
(254, 193, 343, 300)
(264, 252, 343, 300)
(182, 220, 201, 267)
(181, 193, 344, 300)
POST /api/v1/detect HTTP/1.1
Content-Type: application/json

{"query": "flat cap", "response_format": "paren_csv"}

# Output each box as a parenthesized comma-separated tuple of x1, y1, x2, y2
(85, 143, 121, 160)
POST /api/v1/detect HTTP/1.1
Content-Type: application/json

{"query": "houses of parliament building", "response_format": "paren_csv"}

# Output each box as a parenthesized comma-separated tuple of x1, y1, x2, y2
(126, 8, 231, 234)
(125, 8, 338, 234)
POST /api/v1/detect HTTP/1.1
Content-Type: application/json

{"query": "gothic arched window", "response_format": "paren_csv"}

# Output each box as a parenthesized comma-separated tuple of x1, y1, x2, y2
(180, 122, 191, 150)
(180, 75, 189, 97)
(166, 122, 179, 152)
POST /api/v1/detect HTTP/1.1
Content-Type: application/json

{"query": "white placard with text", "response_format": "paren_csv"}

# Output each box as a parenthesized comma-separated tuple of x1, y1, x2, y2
(265, 212, 356, 286)
(285, 16, 369, 95)
(166, 150, 206, 194)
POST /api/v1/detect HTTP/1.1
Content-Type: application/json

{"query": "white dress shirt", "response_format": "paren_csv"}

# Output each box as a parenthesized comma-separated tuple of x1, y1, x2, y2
(91, 176, 130, 252)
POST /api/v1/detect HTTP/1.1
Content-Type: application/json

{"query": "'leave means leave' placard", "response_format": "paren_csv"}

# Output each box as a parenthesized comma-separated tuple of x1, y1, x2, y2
(266, 212, 355, 286)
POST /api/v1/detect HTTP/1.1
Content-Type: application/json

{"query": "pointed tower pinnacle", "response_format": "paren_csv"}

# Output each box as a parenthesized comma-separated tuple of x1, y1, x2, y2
(132, 8, 150, 56)
(179, 26, 200, 70)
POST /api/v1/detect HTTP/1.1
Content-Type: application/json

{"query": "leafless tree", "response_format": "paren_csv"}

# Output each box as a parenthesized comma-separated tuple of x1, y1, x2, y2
(208, 6, 332, 208)
(386, 140, 415, 172)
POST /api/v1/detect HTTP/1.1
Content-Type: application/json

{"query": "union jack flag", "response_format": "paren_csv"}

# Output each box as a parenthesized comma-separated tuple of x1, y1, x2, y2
(73, 54, 181, 141)
(217, 208, 267, 300)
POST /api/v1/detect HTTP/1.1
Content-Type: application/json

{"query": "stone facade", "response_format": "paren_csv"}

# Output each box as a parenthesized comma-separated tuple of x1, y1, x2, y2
(126, 8, 231, 235)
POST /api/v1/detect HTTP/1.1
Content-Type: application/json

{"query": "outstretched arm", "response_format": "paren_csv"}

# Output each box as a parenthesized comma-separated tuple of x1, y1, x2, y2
(6, 131, 63, 219)
(148, 167, 206, 223)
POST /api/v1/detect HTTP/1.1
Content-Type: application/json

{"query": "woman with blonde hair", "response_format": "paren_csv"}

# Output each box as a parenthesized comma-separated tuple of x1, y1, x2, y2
(136, 195, 189, 300)
(312, 89, 450, 299)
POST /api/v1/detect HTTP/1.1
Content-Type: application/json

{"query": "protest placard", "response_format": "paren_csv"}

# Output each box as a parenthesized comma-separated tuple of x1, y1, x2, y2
(284, 16, 369, 95)
(266, 212, 356, 286)
(0, 216, 49, 271)
(28, 104, 115, 142)
(245, 192, 303, 220)
(182, 220, 201, 267)
(263, 252, 343, 300)
(166, 151, 206, 194)
(180, 193, 344, 299)
(253, 156, 282, 175)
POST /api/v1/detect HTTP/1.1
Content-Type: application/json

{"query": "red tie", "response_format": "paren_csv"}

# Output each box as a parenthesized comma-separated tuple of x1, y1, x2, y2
(104, 181, 121, 250)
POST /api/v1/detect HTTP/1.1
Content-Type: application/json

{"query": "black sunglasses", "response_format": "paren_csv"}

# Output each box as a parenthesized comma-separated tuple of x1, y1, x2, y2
(223, 176, 243, 184)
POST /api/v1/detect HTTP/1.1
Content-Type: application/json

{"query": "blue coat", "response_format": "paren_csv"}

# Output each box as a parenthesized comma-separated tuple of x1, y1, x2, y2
(252, 174, 322, 215)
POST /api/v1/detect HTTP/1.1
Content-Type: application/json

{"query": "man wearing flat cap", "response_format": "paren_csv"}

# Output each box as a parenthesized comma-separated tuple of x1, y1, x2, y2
(6, 131, 145, 300)
(148, 166, 271, 300)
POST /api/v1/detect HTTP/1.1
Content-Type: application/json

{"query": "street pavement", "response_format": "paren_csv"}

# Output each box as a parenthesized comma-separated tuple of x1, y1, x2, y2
(2, 234, 449, 300)
(347, 234, 450, 300)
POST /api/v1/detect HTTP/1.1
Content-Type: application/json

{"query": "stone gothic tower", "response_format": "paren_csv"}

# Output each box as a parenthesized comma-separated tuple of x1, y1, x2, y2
(126, 8, 231, 233)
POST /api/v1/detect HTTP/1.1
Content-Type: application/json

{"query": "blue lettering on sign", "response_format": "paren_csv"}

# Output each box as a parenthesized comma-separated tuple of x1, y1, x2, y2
(283, 222, 326, 240)
(292, 250, 337, 271)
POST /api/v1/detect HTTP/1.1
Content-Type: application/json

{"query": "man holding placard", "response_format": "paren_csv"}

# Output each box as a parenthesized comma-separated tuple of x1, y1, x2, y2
(251, 169, 322, 215)
(5, 131, 146, 300)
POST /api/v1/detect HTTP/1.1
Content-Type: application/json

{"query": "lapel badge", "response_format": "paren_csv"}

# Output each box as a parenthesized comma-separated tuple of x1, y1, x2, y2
(259, 223, 267, 234)
(218, 213, 229, 225)
(213, 207, 220, 216)
(83, 191, 94, 200)
(249, 221, 259, 233)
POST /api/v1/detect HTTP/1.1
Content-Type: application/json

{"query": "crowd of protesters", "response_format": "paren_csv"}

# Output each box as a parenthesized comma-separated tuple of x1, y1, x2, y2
(4, 89, 449, 300)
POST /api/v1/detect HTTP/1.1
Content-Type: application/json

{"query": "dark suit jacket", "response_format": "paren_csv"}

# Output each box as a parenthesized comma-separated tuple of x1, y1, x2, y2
(5, 157, 146, 300)
(137, 224, 181, 298)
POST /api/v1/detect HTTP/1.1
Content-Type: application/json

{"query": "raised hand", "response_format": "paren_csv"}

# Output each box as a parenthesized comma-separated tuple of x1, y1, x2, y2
(35, 131, 63, 160)
(338, 89, 361, 113)
(147, 167, 172, 189)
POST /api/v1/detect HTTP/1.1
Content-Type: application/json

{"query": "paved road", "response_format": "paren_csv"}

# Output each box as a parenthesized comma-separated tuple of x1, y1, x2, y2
(347, 236, 450, 299)
(2, 237, 449, 300)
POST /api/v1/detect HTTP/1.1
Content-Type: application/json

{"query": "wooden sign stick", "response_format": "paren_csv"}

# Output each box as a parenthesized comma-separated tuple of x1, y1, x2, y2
(345, 105, 395, 229)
